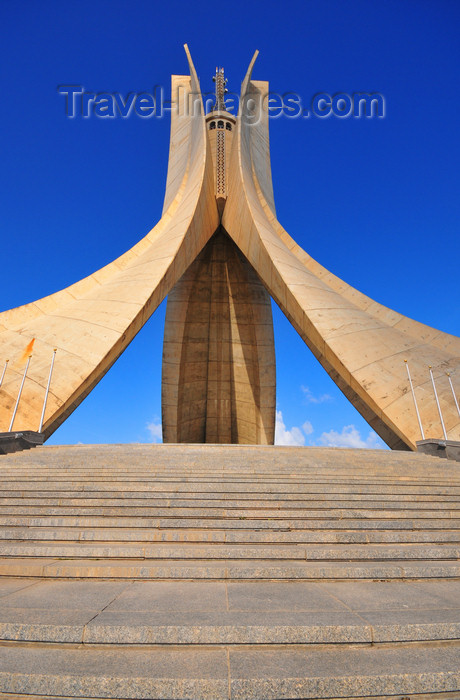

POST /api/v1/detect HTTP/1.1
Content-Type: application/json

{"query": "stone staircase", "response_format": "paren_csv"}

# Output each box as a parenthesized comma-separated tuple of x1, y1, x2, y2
(0, 443, 460, 699)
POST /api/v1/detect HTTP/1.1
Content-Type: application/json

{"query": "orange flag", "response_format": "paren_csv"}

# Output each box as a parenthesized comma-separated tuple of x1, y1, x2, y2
(19, 338, 35, 365)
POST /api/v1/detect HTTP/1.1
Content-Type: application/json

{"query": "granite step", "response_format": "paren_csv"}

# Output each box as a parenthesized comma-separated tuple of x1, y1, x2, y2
(2, 608, 460, 645)
(2, 459, 454, 469)
(0, 642, 460, 699)
(2, 467, 448, 478)
(3, 481, 460, 494)
(2, 463, 455, 471)
(4, 505, 460, 518)
(2, 526, 460, 543)
(3, 692, 460, 700)
(2, 557, 460, 579)
(1, 542, 460, 561)
(2, 515, 460, 529)
(4, 496, 460, 508)
(2, 491, 460, 503)
(0, 455, 457, 467)
(2, 578, 460, 645)
(7, 470, 449, 478)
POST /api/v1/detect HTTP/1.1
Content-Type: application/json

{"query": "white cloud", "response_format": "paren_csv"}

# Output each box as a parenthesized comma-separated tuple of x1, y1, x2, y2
(318, 424, 384, 449)
(301, 385, 332, 404)
(302, 420, 314, 436)
(275, 410, 309, 446)
(146, 420, 162, 443)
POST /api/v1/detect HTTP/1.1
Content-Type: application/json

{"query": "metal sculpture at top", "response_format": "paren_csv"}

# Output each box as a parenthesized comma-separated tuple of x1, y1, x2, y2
(212, 67, 228, 111)
(0, 45, 459, 450)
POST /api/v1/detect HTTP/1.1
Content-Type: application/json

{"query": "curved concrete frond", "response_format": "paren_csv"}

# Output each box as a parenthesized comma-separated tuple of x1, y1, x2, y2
(222, 55, 460, 450)
(0, 47, 219, 438)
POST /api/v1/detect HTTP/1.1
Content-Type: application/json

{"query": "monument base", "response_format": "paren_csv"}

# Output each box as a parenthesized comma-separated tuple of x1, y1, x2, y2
(0, 430, 44, 455)
(416, 438, 460, 462)
(0, 443, 460, 698)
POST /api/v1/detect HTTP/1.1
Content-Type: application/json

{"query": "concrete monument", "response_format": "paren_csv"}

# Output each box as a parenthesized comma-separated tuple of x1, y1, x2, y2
(0, 46, 459, 450)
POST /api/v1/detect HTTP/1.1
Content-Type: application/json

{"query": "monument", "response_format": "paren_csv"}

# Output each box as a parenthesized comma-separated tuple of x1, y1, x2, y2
(1, 46, 460, 699)
(0, 46, 459, 452)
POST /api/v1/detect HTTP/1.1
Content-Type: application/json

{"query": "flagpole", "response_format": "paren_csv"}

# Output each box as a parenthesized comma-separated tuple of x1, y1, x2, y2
(0, 360, 8, 389)
(447, 373, 460, 420)
(38, 349, 57, 433)
(429, 366, 447, 440)
(9, 356, 32, 432)
(404, 360, 425, 440)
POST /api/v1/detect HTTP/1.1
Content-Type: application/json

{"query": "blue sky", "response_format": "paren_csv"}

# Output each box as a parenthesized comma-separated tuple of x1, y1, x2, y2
(1, 0, 459, 448)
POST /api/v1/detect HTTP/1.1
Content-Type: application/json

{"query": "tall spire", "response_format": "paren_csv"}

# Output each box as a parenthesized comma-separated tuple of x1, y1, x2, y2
(212, 67, 227, 111)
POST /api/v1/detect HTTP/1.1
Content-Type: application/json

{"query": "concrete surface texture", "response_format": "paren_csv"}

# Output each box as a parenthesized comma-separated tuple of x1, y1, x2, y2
(1, 443, 460, 698)
(0, 46, 458, 448)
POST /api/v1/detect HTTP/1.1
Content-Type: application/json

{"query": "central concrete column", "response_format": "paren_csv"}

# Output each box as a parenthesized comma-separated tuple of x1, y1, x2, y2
(162, 228, 276, 444)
